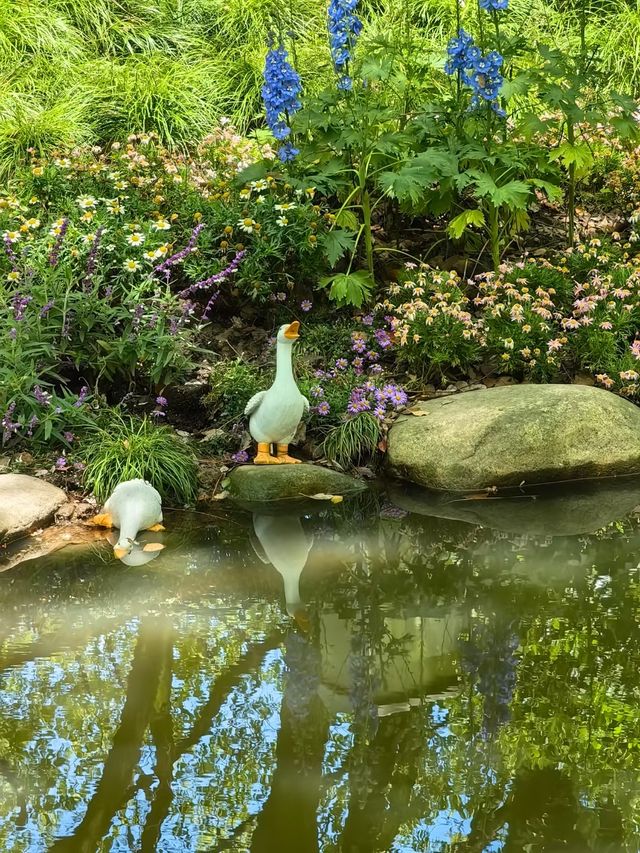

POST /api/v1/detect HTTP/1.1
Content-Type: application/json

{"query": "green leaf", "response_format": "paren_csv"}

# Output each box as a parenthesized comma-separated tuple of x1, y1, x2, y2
(321, 229, 357, 267)
(378, 150, 457, 205)
(448, 209, 485, 239)
(470, 172, 531, 209)
(317, 270, 374, 307)
(234, 160, 271, 187)
(549, 142, 594, 177)
(334, 209, 359, 231)
(530, 178, 563, 202)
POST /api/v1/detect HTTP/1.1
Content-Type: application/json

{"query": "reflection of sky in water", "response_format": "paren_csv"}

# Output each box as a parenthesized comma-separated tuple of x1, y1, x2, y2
(0, 497, 639, 850)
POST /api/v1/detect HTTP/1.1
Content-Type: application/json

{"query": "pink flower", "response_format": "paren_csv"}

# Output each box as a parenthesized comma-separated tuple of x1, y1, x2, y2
(631, 340, 640, 360)
(600, 321, 613, 330)
(547, 339, 563, 352)
(301, 300, 312, 312)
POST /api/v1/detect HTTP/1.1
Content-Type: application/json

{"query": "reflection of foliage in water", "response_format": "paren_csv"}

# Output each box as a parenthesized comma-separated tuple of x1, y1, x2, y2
(459, 618, 519, 737)
(1, 501, 640, 848)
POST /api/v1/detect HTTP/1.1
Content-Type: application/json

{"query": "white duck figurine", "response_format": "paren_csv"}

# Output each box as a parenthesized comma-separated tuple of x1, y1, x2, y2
(245, 321, 309, 464)
(90, 478, 165, 560)
(251, 513, 314, 628)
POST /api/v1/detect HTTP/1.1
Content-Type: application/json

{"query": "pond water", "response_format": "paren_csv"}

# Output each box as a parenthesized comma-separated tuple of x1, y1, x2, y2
(1, 478, 640, 851)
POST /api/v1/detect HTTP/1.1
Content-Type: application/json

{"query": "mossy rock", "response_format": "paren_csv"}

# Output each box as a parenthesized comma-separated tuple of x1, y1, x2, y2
(228, 463, 366, 504)
(387, 384, 640, 491)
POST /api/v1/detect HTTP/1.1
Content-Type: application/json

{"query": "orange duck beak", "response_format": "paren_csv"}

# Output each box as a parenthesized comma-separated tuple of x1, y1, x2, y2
(284, 321, 300, 340)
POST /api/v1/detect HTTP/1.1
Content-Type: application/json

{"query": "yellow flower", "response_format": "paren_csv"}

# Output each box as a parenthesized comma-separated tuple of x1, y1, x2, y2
(239, 189, 252, 200)
(193, 212, 203, 222)
(143, 250, 156, 262)
(223, 225, 233, 235)
(276, 216, 289, 227)
(170, 213, 179, 221)
(82, 233, 97, 245)
(153, 195, 165, 205)
(28, 196, 38, 205)
(31, 166, 44, 177)
(19, 224, 29, 233)
(80, 211, 94, 222)
(238, 218, 257, 234)
(7, 271, 20, 282)
(154, 244, 169, 257)
(77, 195, 97, 210)
(124, 259, 140, 272)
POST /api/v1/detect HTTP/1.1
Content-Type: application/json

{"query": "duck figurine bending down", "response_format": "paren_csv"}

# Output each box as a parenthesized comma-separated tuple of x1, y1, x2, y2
(90, 478, 166, 560)
(245, 321, 309, 464)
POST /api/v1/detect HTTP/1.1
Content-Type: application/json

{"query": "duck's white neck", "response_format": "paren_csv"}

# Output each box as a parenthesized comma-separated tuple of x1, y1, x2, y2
(117, 516, 140, 547)
(275, 340, 294, 385)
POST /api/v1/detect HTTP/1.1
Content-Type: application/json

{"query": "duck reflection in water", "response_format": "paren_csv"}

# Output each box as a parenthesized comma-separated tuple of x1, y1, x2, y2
(250, 513, 313, 629)
(106, 530, 166, 566)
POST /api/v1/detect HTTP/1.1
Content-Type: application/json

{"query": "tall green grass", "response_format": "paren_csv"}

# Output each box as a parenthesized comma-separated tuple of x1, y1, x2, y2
(1, 0, 638, 174)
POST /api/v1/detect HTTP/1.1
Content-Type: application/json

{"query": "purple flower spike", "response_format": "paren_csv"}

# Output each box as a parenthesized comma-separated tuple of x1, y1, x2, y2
(178, 251, 246, 299)
(83, 227, 104, 291)
(48, 218, 69, 267)
(3, 234, 19, 271)
(74, 386, 89, 408)
(154, 222, 205, 276)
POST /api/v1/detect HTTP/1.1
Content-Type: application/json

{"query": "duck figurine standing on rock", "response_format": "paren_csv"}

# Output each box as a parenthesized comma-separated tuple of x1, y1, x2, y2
(89, 479, 166, 559)
(245, 321, 309, 464)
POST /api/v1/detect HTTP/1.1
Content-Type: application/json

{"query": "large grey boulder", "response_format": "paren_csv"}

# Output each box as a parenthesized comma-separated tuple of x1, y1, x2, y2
(0, 474, 68, 542)
(228, 463, 365, 504)
(387, 384, 640, 491)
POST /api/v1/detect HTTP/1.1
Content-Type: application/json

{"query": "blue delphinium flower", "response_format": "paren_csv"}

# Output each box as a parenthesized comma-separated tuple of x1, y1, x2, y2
(262, 40, 302, 161)
(445, 30, 505, 117)
(467, 50, 506, 116)
(328, 0, 362, 90)
(480, 0, 509, 9)
(445, 29, 477, 75)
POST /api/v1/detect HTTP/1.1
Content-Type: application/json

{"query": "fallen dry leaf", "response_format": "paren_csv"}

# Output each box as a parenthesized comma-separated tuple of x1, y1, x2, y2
(304, 493, 344, 503)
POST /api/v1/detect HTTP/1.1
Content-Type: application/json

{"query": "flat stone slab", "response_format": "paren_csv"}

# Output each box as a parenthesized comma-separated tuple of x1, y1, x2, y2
(0, 474, 68, 542)
(228, 463, 366, 503)
(387, 384, 640, 491)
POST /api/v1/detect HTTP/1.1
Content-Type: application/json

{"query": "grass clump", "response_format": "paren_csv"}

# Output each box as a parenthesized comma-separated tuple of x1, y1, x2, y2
(82, 413, 198, 504)
(321, 412, 381, 469)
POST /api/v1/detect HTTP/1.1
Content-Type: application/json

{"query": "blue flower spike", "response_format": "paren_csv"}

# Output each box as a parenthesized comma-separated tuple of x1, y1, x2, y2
(262, 39, 302, 162)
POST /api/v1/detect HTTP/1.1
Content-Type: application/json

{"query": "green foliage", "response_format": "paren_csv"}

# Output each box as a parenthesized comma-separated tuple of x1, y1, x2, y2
(204, 359, 264, 423)
(321, 411, 381, 468)
(82, 413, 198, 502)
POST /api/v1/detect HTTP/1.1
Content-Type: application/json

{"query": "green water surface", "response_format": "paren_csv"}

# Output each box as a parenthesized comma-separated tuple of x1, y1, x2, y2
(0, 479, 639, 852)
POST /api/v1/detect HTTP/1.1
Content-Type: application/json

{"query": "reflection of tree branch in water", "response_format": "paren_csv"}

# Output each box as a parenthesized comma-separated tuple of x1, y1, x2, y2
(174, 631, 285, 758)
(340, 711, 424, 853)
(251, 630, 329, 853)
(49, 617, 170, 853)
(140, 624, 175, 853)
(0, 616, 125, 673)
(135, 630, 286, 851)
(0, 758, 27, 826)
(49, 626, 284, 851)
